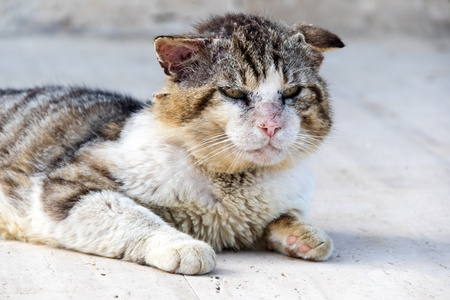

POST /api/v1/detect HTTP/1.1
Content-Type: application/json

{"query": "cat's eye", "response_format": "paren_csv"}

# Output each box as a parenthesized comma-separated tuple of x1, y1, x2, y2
(220, 88, 246, 100)
(282, 86, 302, 99)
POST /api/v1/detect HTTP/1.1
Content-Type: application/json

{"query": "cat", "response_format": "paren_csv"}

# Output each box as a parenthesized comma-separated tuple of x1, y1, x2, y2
(0, 13, 344, 275)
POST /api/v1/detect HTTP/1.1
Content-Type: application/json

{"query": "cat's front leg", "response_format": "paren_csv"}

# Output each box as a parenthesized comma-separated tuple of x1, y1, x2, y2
(50, 190, 216, 274)
(264, 213, 333, 261)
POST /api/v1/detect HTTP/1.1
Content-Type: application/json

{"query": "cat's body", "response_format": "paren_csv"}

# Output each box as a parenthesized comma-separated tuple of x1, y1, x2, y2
(0, 14, 343, 274)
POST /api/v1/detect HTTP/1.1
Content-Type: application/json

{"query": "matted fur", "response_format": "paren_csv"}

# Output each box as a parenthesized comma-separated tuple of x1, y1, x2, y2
(0, 13, 343, 275)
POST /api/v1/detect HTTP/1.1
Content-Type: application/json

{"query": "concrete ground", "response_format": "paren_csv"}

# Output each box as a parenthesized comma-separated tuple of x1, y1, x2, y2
(0, 35, 449, 299)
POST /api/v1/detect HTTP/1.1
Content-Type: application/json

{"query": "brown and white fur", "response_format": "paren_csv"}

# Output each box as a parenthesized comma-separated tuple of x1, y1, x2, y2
(0, 13, 344, 274)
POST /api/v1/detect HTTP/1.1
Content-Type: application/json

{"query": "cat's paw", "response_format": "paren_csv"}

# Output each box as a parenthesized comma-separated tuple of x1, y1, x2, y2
(266, 221, 333, 261)
(146, 239, 216, 275)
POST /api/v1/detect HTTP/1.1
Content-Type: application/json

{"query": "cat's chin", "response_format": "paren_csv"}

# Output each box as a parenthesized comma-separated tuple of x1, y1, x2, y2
(246, 144, 281, 157)
(243, 143, 312, 172)
(244, 145, 286, 166)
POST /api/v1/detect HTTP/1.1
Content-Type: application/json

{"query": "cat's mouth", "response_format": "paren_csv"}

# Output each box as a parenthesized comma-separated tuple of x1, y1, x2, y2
(246, 144, 282, 158)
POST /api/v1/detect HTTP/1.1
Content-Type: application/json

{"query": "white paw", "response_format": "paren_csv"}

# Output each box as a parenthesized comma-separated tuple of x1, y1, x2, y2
(146, 239, 216, 275)
(267, 222, 333, 261)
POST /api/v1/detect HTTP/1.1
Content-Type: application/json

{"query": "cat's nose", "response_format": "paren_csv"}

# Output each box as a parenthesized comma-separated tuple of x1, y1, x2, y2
(258, 119, 281, 137)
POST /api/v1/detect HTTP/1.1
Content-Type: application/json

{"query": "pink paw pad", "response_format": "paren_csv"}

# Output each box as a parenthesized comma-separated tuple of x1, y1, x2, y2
(286, 235, 311, 254)
(299, 244, 311, 253)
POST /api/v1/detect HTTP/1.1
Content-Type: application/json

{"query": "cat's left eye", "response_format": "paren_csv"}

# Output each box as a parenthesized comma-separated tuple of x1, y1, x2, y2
(282, 86, 302, 99)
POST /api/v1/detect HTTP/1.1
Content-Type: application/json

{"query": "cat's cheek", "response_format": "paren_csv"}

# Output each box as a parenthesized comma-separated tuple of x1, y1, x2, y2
(226, 120, 267, 149)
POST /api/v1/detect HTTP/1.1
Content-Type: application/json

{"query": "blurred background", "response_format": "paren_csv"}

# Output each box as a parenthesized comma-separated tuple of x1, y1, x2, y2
(0, 0, 449, 38)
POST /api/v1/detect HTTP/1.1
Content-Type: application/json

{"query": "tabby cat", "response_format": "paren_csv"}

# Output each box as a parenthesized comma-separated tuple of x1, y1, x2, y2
(0, 13, 344, 274)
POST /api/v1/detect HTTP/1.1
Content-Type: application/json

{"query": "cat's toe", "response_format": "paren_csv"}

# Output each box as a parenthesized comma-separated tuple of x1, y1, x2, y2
(268, 222, 333, 261)
(146, 240, 216, 275)
(286, 235, 311, 252)
(174, 241, 216, 274)
(284, 233, 332, 261)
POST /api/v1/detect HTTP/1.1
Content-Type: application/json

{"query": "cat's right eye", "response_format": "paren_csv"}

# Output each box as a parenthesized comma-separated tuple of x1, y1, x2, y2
(220, 88, 246, 100)
(282, 86, 302, 99)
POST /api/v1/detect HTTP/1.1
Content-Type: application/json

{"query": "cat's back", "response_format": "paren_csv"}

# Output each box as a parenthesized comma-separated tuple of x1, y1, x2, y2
(0, 86, 145, 174)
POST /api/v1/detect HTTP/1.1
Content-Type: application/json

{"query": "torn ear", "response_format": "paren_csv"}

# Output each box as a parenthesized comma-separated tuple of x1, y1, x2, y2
(294, 24, 345, 52)
(154, 36, 208, 77)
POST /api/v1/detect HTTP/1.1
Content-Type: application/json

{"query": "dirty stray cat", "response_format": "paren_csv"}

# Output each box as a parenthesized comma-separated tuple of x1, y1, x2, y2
(0, 13, 344, 274)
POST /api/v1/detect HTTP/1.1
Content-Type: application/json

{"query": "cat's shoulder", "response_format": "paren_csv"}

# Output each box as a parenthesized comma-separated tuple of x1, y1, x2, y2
(0, 85, 148, 111)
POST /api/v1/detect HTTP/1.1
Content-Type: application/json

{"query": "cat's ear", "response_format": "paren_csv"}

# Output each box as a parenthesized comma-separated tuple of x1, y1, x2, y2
(293, 24, 344, 52)
(154, 36, 209, 77)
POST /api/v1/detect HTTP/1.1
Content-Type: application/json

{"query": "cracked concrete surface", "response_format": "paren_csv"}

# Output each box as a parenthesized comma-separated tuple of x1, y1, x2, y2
(0, 35, 449, 299)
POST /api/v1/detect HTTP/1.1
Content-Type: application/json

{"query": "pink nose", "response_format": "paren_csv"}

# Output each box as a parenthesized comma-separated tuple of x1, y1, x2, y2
(259, 119, 281, 137)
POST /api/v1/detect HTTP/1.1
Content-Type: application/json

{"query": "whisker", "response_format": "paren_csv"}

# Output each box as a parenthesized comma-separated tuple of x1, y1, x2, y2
(226, 150, 239, 173)
(292, 142, 316, 156)
(217, 146, 239, 166)
(181, 134, 229, 161)
(295, 134, 319, 144)
(293, 140, 317, 148)
(286, 148, 296, 165)
(186, 133, 228, 153)
(296, 133, 322, 141)
(202, 144, 238, 168)
(296, 138, 320, 146)
(296, 139, 318, 148)
(226, 148, 245, 173)
(189, 137, 231, 156)
(176, 133, 229, 170)
(193, 143, 236, 168)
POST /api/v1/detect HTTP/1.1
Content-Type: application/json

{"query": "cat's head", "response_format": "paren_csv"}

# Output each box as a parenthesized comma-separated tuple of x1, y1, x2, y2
(152, 13, 344, 173)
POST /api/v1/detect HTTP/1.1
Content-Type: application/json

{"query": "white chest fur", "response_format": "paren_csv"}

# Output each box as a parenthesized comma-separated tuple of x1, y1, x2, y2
(107, 112, 314, 251)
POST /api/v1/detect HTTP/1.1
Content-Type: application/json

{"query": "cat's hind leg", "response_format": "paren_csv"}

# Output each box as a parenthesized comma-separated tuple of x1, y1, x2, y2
(264, 214, 333, 261)
(46, 190, 216, 274)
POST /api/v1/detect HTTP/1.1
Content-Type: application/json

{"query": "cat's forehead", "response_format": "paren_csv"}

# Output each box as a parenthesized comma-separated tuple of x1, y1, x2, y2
(198, 13, 293, 55)
(254, 65, 285, 97)
(197, 14, 310, 86)
(197, 13, 290, 40)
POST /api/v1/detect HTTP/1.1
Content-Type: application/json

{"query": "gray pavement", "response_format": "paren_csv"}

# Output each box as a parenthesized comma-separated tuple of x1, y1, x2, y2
(0, 35, 449, 299)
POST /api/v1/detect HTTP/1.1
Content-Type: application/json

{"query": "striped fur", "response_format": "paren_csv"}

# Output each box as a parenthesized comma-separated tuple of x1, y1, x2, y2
(0, 14, 343, 274)
(0, 86, 143, 220)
